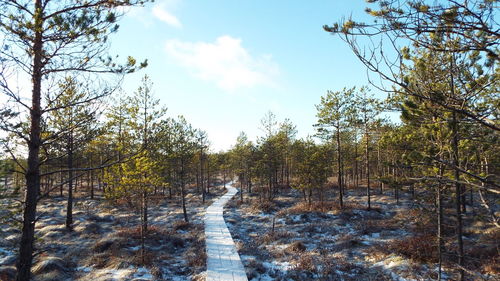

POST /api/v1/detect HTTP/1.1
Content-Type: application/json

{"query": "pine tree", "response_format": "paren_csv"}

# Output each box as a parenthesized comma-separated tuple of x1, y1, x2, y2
(46, 77, 100, 230)
(315, 87, 356, 208)
(0, 1, 148, 278)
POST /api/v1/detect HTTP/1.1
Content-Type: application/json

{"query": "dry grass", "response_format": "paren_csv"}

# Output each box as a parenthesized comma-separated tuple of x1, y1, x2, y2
(355, 218, 399, 234)
(186, 249, 207, 268)
(278, 201, 333, 215)
(245, 258, 267, 279)
(389, 233, 437, 263)
(116, 225, 143, 239)
(333, 233, 362, 251)
(0, 266, 16, 281)
(293, 253, 317, 273)
(115, 224, 169, 240)
(286, 240, 306, 252)
(277, 201, 367, 216)
(392, 208, 438, 235)
(131, 250, 156, 266)
(172, 220, 191, 231)
(258, 230, 294, 244)
(250, 200, 276, 213)
(468, 227, 500, 274)
(365, 244, 391, 262)
(185, 233, 206, 269)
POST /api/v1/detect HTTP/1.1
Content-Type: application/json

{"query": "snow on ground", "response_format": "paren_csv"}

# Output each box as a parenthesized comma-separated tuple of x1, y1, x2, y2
(0, 183, 227, 281)
(1, 182, 497, 280)
(224, 187, 499, 281)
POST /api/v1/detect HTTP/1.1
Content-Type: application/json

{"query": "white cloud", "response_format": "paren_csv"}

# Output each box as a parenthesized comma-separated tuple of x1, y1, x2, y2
(165, 36, 279, 91)
(152, 4, 182, 28)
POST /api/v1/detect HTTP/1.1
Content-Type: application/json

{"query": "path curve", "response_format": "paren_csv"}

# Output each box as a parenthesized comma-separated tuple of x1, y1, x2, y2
(205, 184, 248, 281)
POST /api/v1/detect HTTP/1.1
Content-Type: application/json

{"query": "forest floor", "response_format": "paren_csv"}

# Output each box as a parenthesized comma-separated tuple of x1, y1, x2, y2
(0, 183, 498, 281)
(224, 185, 499, 281)
(0, 183, 226, 281)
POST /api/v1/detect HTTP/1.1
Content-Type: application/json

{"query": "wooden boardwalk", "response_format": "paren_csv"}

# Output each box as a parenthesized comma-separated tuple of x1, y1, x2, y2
(205, 185, 248, 281)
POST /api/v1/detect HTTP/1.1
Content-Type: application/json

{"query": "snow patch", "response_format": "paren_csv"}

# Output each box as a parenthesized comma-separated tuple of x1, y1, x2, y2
(0, 247, 15, 265)
(262, 260, 294, 272)
(132, 267, 153, 280)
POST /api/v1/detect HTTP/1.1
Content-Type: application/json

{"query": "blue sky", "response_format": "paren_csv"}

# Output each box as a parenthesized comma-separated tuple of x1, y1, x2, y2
(110, 0, 382, 151)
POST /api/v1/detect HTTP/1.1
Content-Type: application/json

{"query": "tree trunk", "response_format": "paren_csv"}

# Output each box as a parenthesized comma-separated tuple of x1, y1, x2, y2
(200, 148, 205, 203)
(377, 143, 382, 194)
(59, 171, 64, 197)
(286, 157, 291, 187)
(449, 49, 464, 280)
(240, 176, 243, 202)
(181, 159, 188, 223)
(437, 165, 445, 281)
(66, 133, 74, 230)
(90, 169, 94, 199)
(354, 139, 359, 189)
(280, 165, 284, 186)
(141, 187, 148, 264)
(392, 160, 399, 204)
(437, 183, 444, 281)
(142, 189, 148, 232)
(268, 169, 273, 201)
(100, 155, 105, 195)
(452, 111, 464, 281)
(365, 127, 371, 211)
(336, 127, 343, 208)
(89, 155, 94, 199)
(206, 159, 210, 195)
(16, 2, 43, 279)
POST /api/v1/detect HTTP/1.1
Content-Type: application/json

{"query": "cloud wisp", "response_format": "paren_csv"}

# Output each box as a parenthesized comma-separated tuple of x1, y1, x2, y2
(165, 36, 279, 91)
(152, 4, 182, 28)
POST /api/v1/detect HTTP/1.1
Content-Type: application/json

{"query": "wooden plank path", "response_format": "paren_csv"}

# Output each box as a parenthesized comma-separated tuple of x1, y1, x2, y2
(205, 185, 248, 281)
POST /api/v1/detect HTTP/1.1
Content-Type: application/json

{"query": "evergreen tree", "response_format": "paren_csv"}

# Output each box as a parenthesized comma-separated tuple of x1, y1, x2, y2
(46, 77, 100, 230)
(0, 1, 148, 278)
(316, 87, 356, 208)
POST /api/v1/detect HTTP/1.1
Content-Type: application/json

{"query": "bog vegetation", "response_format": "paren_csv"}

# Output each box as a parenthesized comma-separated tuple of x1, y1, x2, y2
(0, 0, 498, 281)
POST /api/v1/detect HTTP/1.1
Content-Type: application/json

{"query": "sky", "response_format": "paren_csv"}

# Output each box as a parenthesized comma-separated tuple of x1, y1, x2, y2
(109, 0, 384, 151)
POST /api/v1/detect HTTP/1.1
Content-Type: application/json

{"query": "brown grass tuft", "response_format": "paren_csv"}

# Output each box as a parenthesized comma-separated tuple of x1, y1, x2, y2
(172, 220, 191, 231)
(278, 201, 366, 216)
(116, 225, 143, 239)
(131, 250, 155, 266)
(293, 254, 316, 273)
(187, 249, 207, 268)
(287, 240, 306, 252)
(258, 230, 294, 244)
(116, 225, 168, 240)
(389, 233, 437, 263)
(468, 227, 500, 274)
(251, 200, 276, 213)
